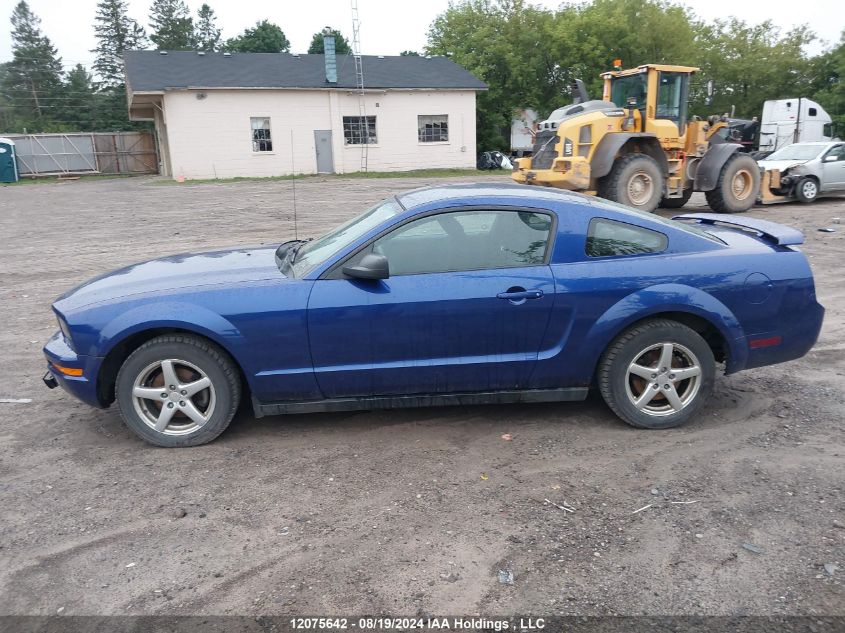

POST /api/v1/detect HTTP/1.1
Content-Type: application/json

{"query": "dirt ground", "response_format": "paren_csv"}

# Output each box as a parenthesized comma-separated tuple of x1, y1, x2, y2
(0, 174, 843, 618)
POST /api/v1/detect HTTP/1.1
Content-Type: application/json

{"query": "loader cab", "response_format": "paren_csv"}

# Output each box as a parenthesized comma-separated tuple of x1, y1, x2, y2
(602, 64, 696, 140)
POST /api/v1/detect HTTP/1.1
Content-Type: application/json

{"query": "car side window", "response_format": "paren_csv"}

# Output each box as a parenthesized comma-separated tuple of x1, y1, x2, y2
(371, 209, 552, 276)
(824, 144, 845, 161)
(586, 218, 667, 257)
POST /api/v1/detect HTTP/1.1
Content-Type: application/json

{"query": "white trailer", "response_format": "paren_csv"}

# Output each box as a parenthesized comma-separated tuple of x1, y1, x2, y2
(758, 98, 834, 154)
(510, 108, 538, 157)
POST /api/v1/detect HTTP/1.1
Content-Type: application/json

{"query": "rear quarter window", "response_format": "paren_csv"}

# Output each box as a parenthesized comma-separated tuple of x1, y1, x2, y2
(586, 218, 668, 257)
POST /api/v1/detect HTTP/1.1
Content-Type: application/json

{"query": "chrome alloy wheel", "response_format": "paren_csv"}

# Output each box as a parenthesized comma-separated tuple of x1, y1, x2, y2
(624, 342, 702, 416)
(801, 180, 818, 199)
(131, 358, 216, 435)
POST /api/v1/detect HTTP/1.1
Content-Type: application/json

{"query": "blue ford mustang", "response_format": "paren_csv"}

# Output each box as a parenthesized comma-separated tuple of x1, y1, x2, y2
(43, 183, 824, 447)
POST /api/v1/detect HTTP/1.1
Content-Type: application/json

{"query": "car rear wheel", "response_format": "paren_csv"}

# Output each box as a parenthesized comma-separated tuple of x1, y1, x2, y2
(115, 334, 241, 447)
(598, 319, 715, 429)
(794, 177, 819, 203)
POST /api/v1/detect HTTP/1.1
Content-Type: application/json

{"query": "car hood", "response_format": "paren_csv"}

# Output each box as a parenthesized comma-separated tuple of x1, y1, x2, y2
(756, 159, 809, 172)
(55, 245, 283, 312)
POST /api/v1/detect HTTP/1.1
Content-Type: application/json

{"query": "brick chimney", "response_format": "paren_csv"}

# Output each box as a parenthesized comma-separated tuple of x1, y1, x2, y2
(323, 27, 337, 84)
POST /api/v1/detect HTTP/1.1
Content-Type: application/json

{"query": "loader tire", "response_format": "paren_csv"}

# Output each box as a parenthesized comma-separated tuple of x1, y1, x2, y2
(659, 189, 693, 209)
(598, 154, 664, 212)
(704, 153, 760, 213)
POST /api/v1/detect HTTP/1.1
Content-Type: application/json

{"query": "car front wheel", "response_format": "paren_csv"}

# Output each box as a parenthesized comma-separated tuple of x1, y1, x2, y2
(598, 319, 715, 429)
(794, 177, 819, 203)
(115, 334, 241, 447)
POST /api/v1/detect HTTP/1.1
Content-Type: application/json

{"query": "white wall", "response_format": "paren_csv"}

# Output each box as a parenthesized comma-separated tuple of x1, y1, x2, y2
(160, 88, 477, 180)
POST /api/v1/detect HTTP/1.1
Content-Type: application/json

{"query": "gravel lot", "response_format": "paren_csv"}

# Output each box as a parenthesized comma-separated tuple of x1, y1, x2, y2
(0, 174, 843, 617)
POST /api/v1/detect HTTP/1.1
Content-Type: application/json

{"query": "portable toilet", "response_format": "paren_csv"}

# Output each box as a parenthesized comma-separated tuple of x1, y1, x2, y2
(0, 138, 19, 183)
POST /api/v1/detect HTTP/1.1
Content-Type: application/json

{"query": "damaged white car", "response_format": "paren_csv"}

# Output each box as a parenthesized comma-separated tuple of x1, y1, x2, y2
(758, 141, 845, 203)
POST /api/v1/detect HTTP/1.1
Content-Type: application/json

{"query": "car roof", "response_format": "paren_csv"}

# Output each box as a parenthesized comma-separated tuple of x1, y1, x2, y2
(398, 182, 596, 209)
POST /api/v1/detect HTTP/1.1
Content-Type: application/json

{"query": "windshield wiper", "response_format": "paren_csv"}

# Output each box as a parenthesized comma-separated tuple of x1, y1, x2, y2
(275, 239, 302, 260)
(289, 237, 313, 264)
(275, 239, 304, 273)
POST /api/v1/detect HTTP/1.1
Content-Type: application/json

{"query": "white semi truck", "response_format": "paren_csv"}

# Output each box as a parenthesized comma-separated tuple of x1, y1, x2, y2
(757, 97, 835, 155)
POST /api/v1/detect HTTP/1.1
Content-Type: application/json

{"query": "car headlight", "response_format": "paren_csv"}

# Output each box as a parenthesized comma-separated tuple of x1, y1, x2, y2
(57, 315, 74, 350)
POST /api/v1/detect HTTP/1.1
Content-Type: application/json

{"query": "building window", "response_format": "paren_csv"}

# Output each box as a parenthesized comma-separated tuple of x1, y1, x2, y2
(343, 116, 377, 145)
(251, 117, 272, 152)
(418, 115, 449, 142)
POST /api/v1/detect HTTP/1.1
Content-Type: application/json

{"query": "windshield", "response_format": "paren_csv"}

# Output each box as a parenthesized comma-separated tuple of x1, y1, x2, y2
(290, 198, 403, 277)
(766, 144, 826, 161)
(610, 73, 648, 109)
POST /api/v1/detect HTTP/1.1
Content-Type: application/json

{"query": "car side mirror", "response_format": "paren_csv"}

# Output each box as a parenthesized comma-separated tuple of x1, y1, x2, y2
(824, 154, 838, 162)
(342, 253, 389, 280)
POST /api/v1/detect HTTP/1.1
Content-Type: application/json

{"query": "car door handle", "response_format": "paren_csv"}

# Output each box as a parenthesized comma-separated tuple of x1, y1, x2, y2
(497, 289, 544, 301)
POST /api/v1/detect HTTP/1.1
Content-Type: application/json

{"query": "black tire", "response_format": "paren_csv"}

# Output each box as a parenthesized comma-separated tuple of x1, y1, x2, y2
(659, 188, 693, 209)
(115, 334, 241, 447)
(598, 154, 664, 212)
(597, 319, 715, 430)
(704, 153, 760, 213)
(794, 177, 819, 204)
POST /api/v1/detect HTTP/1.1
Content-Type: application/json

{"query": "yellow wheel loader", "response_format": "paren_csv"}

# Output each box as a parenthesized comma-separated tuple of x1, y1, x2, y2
(512, 64, 761, 213)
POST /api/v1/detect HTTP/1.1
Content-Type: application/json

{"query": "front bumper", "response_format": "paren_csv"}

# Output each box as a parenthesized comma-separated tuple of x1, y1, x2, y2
(42, 330, 107, 408)
(511, 158, 591, 189)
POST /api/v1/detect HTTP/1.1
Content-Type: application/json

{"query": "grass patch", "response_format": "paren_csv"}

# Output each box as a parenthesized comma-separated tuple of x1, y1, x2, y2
(2, 173, 136, 186)
(337, 168, 504, 179)
(150, 168, 507, 186)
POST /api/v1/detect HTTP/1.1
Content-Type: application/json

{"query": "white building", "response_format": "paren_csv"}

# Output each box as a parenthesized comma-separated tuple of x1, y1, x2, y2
(124, 41, 486, 180)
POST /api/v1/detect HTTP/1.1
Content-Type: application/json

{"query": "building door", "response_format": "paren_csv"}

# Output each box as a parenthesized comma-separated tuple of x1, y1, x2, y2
(314, 130, 334, 173)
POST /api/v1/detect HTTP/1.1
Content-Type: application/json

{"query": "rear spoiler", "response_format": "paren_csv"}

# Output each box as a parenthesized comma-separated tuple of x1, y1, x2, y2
(673, 213, 804, 246)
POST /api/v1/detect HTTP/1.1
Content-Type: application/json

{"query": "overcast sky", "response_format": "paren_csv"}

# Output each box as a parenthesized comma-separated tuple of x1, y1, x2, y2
(0, 0, 841, 69)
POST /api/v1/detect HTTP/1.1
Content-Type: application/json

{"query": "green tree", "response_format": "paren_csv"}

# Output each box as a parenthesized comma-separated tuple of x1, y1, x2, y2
(194, 3, 221, 51)
(0, 62, 14, 131)
(427, 0, 563, 150)
(2, 1, 64, 129)
(693, 18, 816, 118)
(149, 0, 193, 50)
(400, 50, 420, 56)
(810, 31, 845, 131)
(225, 20, 290, 53)
(553, 0, 698, 99)
(92, 0, 147, 87)
(307, 28, 350, 55)
(61, 64, 97, 131)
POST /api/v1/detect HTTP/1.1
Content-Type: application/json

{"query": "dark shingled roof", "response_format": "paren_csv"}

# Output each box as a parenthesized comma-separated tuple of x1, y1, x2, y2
(124, 50, 487, 92)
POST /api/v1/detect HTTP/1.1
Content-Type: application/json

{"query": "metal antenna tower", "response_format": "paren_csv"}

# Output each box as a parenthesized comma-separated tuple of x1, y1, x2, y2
(351, 0, 368, 172)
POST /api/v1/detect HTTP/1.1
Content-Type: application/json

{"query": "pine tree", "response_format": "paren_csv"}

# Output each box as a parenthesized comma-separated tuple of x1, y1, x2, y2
(2, 1, 64, 127)
(194, 3, 221, 51)
(62, 64, 96, 131)
(149, 0, 194, 50)
(92, 0, 147, 87)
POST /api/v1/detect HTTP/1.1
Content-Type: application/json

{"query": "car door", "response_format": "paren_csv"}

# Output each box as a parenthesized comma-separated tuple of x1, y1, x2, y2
(306, 208, 557, 399)
(821, 144, 845, 190)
